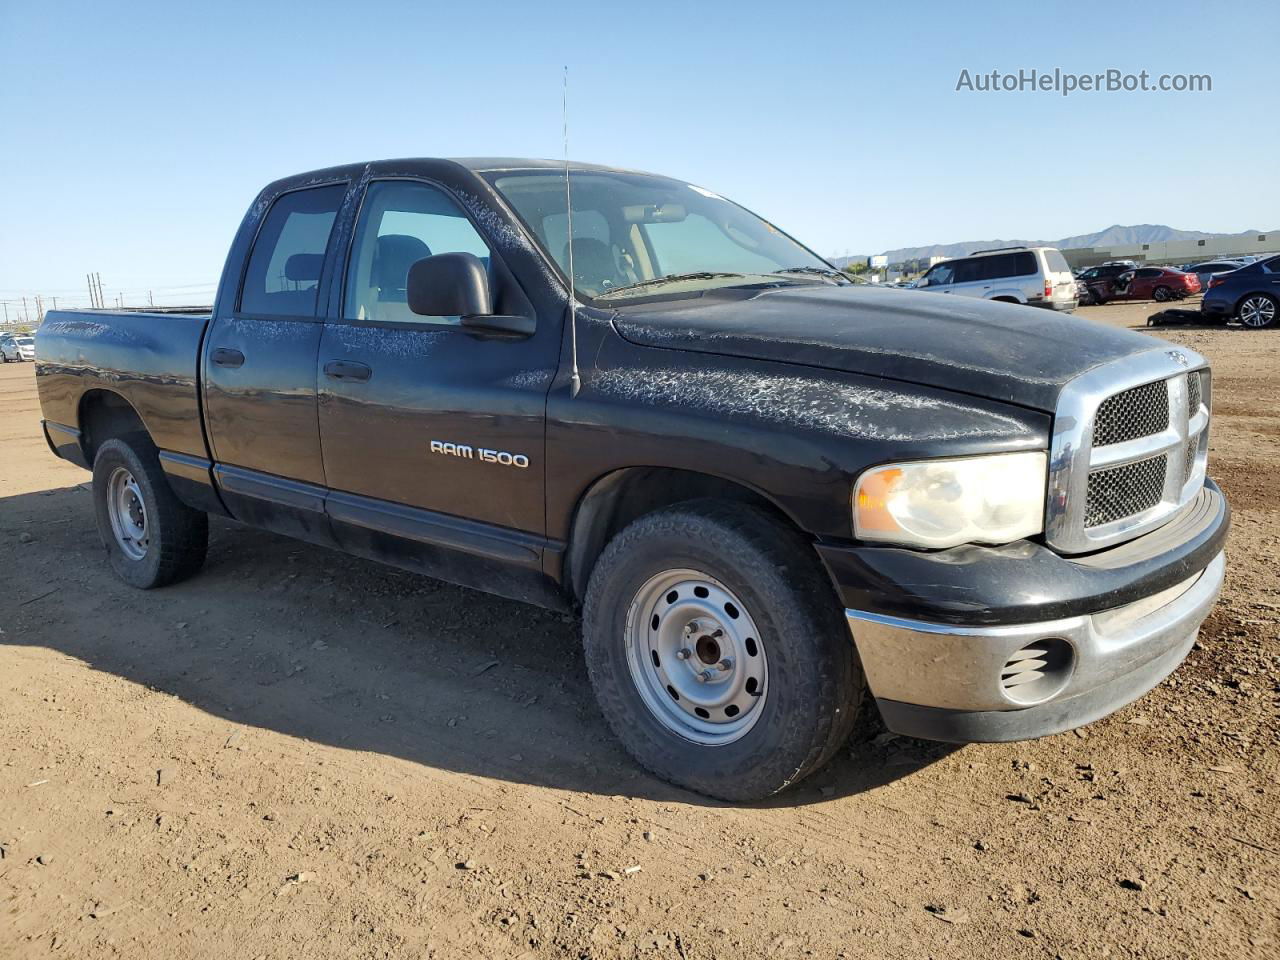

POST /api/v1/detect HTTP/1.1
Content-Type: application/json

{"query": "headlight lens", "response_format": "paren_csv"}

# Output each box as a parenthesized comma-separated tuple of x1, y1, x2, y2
(853, 451, 1047, 549)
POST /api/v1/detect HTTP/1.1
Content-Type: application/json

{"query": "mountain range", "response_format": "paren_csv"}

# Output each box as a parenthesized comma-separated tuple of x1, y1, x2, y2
(833, 225, 1277, 267)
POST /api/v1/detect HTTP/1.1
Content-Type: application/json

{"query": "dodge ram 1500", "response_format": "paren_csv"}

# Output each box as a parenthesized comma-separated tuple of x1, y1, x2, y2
(36, 158, 1228, 800)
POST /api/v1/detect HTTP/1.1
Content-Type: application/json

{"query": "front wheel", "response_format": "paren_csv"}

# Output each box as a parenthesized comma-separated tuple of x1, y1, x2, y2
(582, 501, 862, 802)
(92, 435, 208, 588)
(1239, 294, 1278, 329)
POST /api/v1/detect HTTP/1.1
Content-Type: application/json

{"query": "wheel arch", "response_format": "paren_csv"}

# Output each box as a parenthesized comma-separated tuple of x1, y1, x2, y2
(78, 389, 151, 464)
(563, 466, 804, 602)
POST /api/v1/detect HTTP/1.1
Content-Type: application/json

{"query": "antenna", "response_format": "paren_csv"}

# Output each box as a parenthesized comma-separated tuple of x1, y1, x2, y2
(563, 65, 581, 397)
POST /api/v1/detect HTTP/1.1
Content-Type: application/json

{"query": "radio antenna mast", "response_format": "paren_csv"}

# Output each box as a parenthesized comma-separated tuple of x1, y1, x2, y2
(563, 65, 581, 396)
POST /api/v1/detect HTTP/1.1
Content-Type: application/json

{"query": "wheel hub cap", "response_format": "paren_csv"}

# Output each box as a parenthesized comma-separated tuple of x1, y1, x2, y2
(1241, 297, 1274, 327)
(106, 467, 149, 561)
(625, 570, 768, 745)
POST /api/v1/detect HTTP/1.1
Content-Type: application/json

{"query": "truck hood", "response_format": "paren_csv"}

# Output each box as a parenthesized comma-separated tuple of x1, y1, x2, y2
(612, 285, 1160, 412)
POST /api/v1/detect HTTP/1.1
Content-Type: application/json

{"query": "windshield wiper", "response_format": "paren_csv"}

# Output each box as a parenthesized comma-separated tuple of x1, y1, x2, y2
(597, 272, 747, 298)
(773, 266, 850, 284)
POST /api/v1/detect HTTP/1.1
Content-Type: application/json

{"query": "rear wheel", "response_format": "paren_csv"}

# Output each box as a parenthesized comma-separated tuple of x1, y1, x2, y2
(1239, 294, 1278, 329)
(582, 501, 862, 802)
(92, 435, 208, 588)
(1153, 285, 1174, 302)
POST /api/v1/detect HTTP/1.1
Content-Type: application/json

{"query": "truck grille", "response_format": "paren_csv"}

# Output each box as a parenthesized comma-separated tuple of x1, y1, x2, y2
(1084, 456, 1167, 527)
(1092, 380, 1169, 446)
(1046, 351, 1211, 554)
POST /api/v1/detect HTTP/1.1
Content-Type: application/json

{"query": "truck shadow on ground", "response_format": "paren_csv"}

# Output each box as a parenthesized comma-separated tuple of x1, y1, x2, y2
(0, 484, 956, 808)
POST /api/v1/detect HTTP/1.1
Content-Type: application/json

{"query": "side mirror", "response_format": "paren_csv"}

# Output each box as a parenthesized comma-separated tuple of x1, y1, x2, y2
(407, 252, 535, 337)
(408, 252, 492, 317)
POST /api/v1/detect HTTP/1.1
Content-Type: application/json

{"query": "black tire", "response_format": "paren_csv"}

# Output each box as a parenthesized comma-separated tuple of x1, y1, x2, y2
(92, 434, 208, 589)
(582, 500, 862, 802)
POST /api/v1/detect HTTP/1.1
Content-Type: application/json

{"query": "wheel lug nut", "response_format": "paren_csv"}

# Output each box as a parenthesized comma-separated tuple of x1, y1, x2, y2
(675, 648, 691, 661)
(696, 669, 714, 683)
(718, 658, 733, 672)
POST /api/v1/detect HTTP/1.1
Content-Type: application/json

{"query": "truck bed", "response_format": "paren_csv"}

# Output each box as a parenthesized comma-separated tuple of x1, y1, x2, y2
(35, 308, 213, 463)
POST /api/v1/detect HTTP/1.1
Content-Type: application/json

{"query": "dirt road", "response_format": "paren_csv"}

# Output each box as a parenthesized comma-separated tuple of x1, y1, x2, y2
(2, 303, 1277, 959)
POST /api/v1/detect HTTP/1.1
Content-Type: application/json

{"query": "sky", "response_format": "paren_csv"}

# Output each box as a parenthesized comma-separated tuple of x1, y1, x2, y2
(2, 0, 1277, 311)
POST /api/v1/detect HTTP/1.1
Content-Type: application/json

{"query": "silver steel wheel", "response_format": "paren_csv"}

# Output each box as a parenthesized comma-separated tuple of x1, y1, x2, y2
(624, 569, 768, 746)
(106, 466, 149, 561)
(1239, 295, 1276, 328)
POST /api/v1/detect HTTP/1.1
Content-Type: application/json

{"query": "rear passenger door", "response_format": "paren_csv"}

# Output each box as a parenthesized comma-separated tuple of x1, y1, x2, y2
(944, 257, 985, 298)
(202, 181, 348, 543)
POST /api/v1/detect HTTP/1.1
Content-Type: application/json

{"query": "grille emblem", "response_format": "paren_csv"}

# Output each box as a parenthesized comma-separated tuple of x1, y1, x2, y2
(1166, 350, 1190, 367)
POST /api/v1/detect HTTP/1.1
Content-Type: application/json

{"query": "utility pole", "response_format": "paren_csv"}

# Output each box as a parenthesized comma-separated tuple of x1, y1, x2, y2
(35, 295, 43, 324)
(149, 289, 154, 307)
(22, 296, 29, 324)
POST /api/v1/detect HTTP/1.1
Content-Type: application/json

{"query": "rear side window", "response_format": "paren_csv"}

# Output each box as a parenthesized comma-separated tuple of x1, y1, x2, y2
(240, 184, 346, 317)
(1136, 268, 1162, 278)
(1044, 249, 1071, 273)
(950, 258, 981, 284)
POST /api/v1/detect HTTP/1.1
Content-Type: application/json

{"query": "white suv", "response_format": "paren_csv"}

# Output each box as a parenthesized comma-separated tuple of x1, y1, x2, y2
(914, 246, 1077, 311)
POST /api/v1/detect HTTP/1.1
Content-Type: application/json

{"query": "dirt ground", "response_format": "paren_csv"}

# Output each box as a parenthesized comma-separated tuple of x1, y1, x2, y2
(1, 301, 1277, 960)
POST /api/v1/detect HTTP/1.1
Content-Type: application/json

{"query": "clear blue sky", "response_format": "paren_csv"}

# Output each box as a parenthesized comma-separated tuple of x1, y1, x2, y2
(2, 0, 1276, 309)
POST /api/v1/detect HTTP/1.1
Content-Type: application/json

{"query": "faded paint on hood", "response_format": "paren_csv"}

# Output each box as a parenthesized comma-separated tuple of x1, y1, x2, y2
(612, 284, 1161, 412)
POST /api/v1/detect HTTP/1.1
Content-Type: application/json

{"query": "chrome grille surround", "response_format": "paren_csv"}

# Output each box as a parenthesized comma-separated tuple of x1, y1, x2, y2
(1046, 348, 1211, 554)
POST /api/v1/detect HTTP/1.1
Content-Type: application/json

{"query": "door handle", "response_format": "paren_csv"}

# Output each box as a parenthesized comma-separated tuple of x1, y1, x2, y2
(324, 360, 372, 382)
(212, 347, 245, 368)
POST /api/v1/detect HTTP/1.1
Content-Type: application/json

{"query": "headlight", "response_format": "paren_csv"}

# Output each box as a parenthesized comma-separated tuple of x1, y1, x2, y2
(853, 451, 1047, 549)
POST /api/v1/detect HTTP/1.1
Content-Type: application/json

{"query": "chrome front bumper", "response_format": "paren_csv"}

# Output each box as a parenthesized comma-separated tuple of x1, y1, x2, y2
(846, 551, 1225, 742)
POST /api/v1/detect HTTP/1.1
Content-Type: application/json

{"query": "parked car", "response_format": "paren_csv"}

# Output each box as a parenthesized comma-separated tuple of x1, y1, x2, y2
(1093, 266, 1202, 304)
(0, 334, 36, 361)
(1184, 260, 1245, 291)
(1201, 253, 1280, 328)
(914, 246, 1077, 310)
(1076, 263, 1139, 305)
(34, 158, 1227, 801)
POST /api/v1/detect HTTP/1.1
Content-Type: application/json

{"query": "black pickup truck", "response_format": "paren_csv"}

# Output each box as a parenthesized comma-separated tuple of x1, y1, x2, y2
(36, 159, 1228, 801)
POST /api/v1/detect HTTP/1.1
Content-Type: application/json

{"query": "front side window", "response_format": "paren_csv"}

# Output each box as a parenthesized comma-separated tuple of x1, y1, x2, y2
(345, 181, 491, 325)
(240, 184, 346, 318)
(489, 171, 835, 301)
(926, 262, 955, 285)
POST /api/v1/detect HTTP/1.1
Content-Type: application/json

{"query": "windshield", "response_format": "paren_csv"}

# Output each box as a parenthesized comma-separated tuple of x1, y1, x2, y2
(487, 170, 837, 301)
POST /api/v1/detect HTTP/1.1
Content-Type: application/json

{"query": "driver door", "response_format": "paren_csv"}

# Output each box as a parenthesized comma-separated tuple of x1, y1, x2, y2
(317, 178, 560, 587)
